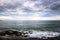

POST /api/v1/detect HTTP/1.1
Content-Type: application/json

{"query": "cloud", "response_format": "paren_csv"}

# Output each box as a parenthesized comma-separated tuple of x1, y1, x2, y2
(0, 0, 47, 12)
(0, 6, 6, 12)
(50, 2, 60, 11)
(0, 0, 60, 20)
(0, 0, 42, 16)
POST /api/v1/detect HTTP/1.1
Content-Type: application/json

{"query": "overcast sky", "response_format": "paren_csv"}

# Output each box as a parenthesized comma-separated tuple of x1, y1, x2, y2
(0, 0, 60, 20)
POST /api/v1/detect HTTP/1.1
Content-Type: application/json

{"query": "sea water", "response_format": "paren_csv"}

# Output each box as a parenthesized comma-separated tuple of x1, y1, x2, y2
(0, 20, 60, 38)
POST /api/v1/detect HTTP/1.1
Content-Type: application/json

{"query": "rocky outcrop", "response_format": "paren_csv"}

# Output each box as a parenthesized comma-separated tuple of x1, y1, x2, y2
(0, 30, 5, 36)
(0, 30, 28, 37)
(0, 30, 60, 40)
(5, 30, 22, 36)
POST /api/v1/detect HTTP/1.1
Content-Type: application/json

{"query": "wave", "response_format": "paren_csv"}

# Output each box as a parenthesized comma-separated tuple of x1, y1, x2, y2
(22, 30, 60, 39)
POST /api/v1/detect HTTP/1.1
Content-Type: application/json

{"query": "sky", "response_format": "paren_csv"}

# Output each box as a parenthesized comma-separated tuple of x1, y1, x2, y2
(0, 0, 60, 20)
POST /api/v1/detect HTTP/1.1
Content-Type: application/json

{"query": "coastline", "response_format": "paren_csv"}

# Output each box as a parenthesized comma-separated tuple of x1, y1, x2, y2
(0, 30, 60, 40)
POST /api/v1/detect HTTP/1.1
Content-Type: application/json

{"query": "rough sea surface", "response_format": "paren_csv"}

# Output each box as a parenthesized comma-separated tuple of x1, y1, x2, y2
(0, 20, 60, 38)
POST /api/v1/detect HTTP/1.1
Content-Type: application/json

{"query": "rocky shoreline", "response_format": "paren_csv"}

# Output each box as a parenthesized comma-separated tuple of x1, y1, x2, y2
(0, 30, 60, 40)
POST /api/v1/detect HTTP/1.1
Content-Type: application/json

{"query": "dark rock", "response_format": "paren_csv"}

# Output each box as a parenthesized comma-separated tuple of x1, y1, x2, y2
(5, 30, 22, 36)
(0, 30, 5, 36)
(5, 30, 14, 35)
(0, 30, 60, 40)
(16, 32, 22, 36)
(28, 31, 32, 34)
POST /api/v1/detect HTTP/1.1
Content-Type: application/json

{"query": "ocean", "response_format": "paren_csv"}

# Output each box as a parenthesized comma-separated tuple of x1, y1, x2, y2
(0, 20, 60, 38)
(0, 20, 60, 31)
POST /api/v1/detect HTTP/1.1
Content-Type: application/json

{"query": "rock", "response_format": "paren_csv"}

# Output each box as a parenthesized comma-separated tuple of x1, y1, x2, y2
(28, 31, 32, 34)
(15, 32, 22, 36)
(0, 30, 5, 36)
(21, 32, 29, 37)
(0, 30, 31, 37)
(5, 30, 14, 35)
(22, 31, 28, 35)
(7, 30, 23, 36)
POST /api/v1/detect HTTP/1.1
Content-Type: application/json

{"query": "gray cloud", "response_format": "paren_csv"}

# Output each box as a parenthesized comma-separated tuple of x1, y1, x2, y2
(21, 7, 34, 13)
(30, 0, 38, 1)
(0, 0, 60, 17)
(0, 2, 22, 12)
(6, 2, 22, 9)
(0, 6, 6, 12)
(50, 3, 60, 10)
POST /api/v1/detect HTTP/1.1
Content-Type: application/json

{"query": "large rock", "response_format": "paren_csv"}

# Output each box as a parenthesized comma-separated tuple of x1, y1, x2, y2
(12, 31, 22, 36)
(0, 30, 5, 36)
(0, 30, 30, 37)
(5, 30, 23, 36)
(5, 30, 14, 35)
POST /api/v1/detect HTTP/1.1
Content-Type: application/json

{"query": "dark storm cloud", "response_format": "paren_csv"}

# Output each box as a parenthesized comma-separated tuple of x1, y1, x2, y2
(50, 3, 60, 10)
(45, 2, 60, 17)
(5, 4, 17, 9)
(0, 6, 6, 12)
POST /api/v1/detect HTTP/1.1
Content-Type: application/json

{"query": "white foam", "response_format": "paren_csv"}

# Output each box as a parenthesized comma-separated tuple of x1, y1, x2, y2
(26, 31, 60, 38)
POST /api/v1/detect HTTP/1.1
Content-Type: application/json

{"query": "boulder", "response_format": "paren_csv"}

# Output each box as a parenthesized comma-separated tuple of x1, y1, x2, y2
(5, 30, 14, 35)
(0, 30, 29, 37)
(16, 32, 22, 36)
(0, 30, 5, 36)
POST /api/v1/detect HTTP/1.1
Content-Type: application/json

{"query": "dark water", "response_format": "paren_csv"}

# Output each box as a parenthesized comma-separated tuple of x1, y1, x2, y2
(0, 20, 60, 32)
(0, 20, 60, 38)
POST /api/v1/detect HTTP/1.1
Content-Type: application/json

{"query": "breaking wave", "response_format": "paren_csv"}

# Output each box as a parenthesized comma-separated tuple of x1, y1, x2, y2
(23, 30, 60, 38)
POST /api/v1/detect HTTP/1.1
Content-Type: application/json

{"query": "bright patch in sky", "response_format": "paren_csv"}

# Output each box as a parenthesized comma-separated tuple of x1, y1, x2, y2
(0, 0, 60, 20)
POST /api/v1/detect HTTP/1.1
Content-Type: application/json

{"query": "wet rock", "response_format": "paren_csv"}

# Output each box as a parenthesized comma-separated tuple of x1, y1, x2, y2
(5, 30, 22, 36)
(23, 32, 28, 35)
(0, 30, 5, 36)
(28, 31, 32, 34)
(0, 30, 60, 40)
(0, 30, 27, 36)
(22, 32, 29, 37)
(5, 30, 14, 35)
(16, 32, 22, 36)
